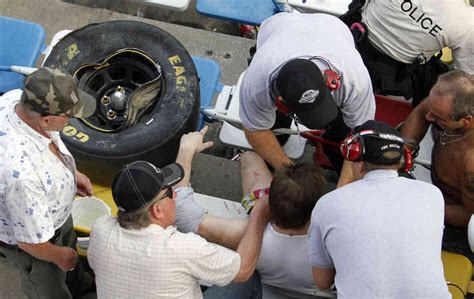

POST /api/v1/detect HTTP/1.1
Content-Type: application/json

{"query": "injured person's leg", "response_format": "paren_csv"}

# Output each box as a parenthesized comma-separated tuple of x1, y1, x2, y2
(198, 152, 273, 249)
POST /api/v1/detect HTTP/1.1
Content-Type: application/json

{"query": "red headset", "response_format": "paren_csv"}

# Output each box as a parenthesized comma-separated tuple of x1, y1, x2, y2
(270, 56, 341, 117)
(340, 130, 414, 173)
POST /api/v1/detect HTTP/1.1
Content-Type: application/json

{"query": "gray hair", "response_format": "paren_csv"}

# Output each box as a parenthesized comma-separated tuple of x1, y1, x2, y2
(117, 195, 161, 229)
(434, 70, 474, 121)
(363, 151, 404, 171)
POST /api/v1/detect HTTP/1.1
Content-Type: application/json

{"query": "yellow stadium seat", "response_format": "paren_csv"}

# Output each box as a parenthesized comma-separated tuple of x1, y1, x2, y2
(442, 251, 472, 299)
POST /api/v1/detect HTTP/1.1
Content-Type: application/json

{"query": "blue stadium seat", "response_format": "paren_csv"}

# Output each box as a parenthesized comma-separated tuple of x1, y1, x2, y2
(192, 56, 222, 129)
(0, 16, 46, 93)
(196, 0, 279, 26)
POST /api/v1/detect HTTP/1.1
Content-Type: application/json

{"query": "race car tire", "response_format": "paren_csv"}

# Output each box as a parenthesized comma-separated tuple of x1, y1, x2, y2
(43, 20, 200, 185)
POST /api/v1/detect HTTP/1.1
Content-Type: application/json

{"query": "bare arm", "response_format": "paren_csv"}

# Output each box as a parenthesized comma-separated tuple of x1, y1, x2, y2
(312, 266, 336, 290)
(233, 197, 270, 283)
(400, 99, 431, 150)
(243, 128, 292, 171)
(17, 241, 77, 272)
(198, 215, 248, 250)
(75, 170, 93, 197)
(448, 152, 474, 226)
(174, 126, 213, 189)
(337, 160, 357, 188)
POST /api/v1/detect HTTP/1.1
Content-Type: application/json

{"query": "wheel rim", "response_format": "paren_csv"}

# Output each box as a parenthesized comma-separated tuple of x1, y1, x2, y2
(74, 49, 162, 132)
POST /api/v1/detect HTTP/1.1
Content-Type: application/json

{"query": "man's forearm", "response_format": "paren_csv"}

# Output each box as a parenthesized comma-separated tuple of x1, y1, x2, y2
(337, 160, 356, 188)
(17, 241, 77, 271)
(400, 101, 431, 149)
(174, 146, 194, 188)
(198, 215, 248, 250)
(243, 128, 292, 171)
(233, 215, 267, 282)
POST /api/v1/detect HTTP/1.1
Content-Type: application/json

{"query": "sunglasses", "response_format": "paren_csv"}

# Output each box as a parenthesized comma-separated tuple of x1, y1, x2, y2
(157, 187, 173, 200)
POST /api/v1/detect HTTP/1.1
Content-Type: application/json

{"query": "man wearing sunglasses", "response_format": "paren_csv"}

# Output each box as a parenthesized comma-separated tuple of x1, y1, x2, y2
(88, 126, 269, 298)
(239, 13, 375, 172)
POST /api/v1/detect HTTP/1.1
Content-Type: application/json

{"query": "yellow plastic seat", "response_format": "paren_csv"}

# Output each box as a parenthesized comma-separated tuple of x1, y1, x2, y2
(74, 183, 118, 256)
(439, 0, 471, 64)
(442, 250, 472, 299)
(92, 183, 118, 216)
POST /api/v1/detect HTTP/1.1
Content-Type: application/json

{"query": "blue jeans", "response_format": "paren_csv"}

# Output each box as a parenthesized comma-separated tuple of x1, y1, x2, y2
(203, 272, 262, 299)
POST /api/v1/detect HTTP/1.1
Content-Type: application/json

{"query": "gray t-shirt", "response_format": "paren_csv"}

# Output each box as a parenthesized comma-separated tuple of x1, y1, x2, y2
(239, 13, 375, 132)
(308, 170, 450, 299)
(362, 0, 474, 72)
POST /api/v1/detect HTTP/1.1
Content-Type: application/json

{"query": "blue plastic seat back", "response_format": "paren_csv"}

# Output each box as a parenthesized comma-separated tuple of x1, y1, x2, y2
(196, 0, 280, 26)
(192, 56, 221, 129)
(0, 16, 46, 93)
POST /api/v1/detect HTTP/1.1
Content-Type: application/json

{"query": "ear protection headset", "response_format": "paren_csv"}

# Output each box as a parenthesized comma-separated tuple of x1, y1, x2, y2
(340, 129, 413, 173)
(340, 130, 377, 162)
(316, 56, 341, 91)
(268, 56, 341, 117)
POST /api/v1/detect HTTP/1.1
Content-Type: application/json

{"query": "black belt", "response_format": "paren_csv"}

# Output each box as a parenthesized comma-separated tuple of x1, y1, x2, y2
(49, 227, 62, 243)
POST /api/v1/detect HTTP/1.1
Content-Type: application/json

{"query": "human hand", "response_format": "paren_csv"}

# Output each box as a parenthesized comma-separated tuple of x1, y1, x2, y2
(179, 125, 214, 155)
(76, 171, 93, 197)
(57, 247, 78, 272)
(250, 196, 271, 223)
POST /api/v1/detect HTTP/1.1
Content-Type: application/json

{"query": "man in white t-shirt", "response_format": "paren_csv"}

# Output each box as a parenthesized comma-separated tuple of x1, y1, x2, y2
(239, 12, 375, 172)
(88, 126, 269, 299)
(308, 120, 450, 298)
(341, 0, 473, 104)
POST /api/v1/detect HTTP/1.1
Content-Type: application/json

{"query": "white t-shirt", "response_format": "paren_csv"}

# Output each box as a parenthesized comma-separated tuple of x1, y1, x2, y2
(256, 223, 334, 297)
(308, 170, 450, 299)
(239, 13, 375, 132)
(0, 89, 77, 245)
(362, 0, 474, 72)
(88, 216, 241, 299)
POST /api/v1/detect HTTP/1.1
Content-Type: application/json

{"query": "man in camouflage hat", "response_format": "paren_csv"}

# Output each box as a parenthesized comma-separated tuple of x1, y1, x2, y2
(0, 67, 97, 298)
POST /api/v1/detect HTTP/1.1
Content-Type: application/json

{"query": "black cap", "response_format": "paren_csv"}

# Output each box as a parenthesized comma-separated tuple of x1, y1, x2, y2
(112, 161, 184, 213)
(355, 120, 404, 165)
(275, 59, 338, 128)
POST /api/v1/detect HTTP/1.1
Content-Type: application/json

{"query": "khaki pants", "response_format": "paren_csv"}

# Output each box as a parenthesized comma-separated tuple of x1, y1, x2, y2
(0, 216, 93, 299)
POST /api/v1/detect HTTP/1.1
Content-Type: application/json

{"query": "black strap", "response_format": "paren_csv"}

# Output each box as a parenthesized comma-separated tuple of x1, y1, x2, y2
(340, 0, 368, 26)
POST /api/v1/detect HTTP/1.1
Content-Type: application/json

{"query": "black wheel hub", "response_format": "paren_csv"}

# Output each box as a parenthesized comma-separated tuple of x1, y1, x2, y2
(75, 50, 162, 132)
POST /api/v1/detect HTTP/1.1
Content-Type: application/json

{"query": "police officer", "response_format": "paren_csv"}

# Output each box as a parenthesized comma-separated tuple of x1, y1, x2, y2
(341, 0, 473, 105)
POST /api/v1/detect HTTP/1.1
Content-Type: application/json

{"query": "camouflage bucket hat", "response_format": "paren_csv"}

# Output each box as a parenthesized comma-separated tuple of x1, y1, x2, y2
(21, 67, 96, 118)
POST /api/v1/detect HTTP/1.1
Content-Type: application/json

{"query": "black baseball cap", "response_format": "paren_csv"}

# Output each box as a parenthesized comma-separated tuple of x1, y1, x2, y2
(112, 161, 184, 213)
(275, 59, 338, 128)
(355, 120, 404, 165)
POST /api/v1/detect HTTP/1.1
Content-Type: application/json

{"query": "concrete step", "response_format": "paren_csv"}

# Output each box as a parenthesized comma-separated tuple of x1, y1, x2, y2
(191, 151, 243, 202)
